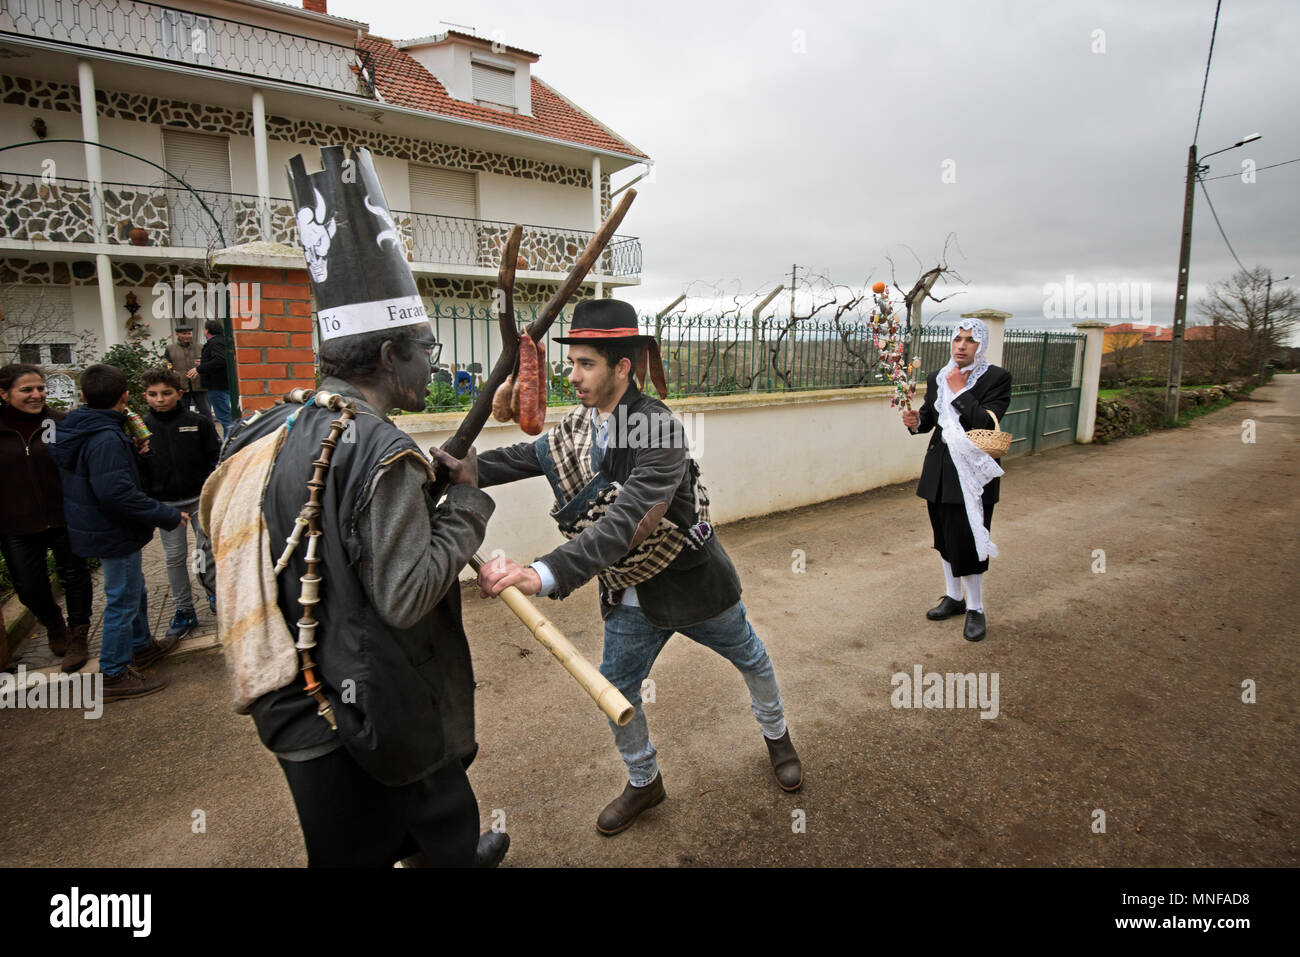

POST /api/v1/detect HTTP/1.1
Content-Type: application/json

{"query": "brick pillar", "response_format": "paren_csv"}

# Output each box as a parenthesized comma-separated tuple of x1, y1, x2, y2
(228, 265, 316, 411)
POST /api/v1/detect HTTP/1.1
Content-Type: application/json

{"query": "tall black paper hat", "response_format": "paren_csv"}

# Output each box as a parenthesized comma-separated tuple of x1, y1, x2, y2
(287, 146, 429, 342)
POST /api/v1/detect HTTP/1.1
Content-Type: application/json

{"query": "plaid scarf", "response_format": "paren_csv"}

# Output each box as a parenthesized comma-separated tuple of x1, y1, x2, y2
(545, 404, 710, 590)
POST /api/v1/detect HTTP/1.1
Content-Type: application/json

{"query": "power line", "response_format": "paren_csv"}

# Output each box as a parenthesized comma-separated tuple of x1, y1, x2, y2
(1200, 156, 1300, 182)
(1192, 0, 1224, 147)
(1197, 175, 1247, 272)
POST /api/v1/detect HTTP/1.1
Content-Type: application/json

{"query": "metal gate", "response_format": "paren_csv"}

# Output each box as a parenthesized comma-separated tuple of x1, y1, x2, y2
(1000, 331, 1086, 455)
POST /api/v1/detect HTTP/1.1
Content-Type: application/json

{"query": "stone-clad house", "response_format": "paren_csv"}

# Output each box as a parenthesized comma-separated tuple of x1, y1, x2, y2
(0, 0, 648, 406)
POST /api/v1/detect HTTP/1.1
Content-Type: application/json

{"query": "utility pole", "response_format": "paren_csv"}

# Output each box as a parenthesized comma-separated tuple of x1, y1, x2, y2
(1164, 133, 1260, 421)
(1256, 273, 1293, 382)
(1165, 145, 1198, 422)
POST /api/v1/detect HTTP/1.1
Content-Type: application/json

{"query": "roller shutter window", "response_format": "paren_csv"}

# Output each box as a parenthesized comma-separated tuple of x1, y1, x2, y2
(0, 285, 75, 367)
(472, 62, 516, 111)
(161, 129, 234, 248)
(408, 165, 478, 265)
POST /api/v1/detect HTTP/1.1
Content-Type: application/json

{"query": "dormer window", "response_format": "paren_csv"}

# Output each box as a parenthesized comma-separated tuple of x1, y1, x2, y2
(472, 61, 517, 112)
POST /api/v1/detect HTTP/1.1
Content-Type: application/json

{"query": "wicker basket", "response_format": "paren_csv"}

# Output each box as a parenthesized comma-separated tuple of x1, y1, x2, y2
(966, 409, 1011, 459)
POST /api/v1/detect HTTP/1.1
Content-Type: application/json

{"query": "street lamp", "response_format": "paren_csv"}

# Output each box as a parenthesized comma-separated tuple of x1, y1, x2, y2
(1165, 133, 1262, 420)
(1257, 272, 1293, 381)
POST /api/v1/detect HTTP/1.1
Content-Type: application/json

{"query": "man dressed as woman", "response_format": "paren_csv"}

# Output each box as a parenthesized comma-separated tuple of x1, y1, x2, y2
(0, 364, 94, 673)
(901, 318, 1011, 642)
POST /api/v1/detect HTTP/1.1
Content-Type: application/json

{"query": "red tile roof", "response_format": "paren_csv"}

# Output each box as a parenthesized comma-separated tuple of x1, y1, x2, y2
(1104, 323, 1165, 336)
(357, 36, 648, 160)
(1144, 325, 1229, 342)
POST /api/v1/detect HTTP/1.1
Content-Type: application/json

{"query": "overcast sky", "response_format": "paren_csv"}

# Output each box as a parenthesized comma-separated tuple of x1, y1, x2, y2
(344, 0, 1299, 334)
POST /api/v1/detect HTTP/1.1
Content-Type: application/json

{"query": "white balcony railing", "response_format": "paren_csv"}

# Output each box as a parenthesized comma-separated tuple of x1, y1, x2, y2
(0, 0, 371, 96)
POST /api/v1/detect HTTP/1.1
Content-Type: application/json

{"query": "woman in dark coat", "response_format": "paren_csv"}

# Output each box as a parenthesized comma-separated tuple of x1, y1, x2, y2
(901, 319, 1011, 642)
(0, 363, 94, 672)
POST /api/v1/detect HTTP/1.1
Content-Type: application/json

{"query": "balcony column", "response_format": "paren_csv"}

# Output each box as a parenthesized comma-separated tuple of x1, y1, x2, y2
(252, 90, 272, 238)
(77, 59, 119, 347)
(591, 155, 603, 299)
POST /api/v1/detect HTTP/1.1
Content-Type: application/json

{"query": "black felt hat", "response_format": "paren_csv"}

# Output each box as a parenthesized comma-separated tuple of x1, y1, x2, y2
(553, 299, 650, 344)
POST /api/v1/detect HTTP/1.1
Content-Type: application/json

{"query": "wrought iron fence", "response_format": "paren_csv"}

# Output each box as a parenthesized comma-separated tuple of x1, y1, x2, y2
(0, 0, 369, 96)
(0, 172, 643, 275)
(1002, 329, 1085, 392)
(418, 305, 959, 411)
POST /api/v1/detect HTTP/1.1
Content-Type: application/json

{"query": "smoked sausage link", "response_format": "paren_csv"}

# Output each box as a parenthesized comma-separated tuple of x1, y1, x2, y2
(492, 376, 514, 422)
(519, 331, 543, 435)
(510, 370, 522, 421)
(535, 338, 549, 425)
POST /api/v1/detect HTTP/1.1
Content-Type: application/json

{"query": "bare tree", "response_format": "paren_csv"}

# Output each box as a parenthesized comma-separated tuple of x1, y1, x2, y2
(1197, 266, 1300, 377)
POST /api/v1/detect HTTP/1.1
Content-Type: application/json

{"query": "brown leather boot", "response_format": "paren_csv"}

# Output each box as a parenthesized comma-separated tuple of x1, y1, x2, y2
(596, 773, 666, 836)
(102, 666, 168, 703)
(61, 623, 90, 674)
(764, 730, 803, 792)
(44, 614, 70, 657)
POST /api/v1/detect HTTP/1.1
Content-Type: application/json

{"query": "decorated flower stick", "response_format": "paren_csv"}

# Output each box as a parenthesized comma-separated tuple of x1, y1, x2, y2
(867, 281, 921, 409)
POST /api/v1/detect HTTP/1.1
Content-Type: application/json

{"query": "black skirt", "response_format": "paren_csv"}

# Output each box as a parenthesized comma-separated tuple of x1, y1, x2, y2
(927, 499, 995, 577)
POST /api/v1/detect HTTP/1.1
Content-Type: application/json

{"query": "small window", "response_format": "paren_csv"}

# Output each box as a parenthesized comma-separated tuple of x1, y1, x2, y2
(472, 62, 516, 111)
(49, 343, 73, 365)
(18, 343, 41, 364)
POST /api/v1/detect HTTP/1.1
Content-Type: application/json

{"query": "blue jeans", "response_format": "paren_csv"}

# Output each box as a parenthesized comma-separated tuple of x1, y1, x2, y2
(99, 550, 154, 678)
(599, 600, 787, 787)
(209, 389, 232, 432)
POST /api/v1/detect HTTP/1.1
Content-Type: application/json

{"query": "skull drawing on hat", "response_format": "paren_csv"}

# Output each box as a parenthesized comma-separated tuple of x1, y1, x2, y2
(297, 186, 337, 282)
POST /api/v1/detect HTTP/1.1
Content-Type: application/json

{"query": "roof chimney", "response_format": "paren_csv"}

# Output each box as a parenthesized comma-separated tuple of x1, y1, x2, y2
(303, 0, 327, 13)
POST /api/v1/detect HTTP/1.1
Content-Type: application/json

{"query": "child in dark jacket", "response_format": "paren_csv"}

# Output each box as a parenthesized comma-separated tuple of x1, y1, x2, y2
(140, 367, 219, 640)
(49, 364, 186, 701)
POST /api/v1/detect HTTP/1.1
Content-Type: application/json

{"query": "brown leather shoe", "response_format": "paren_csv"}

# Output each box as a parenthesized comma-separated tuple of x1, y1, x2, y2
(44, 615, 70, 657)
(596, 773, 666, 836)
(60, 624, 89, 674)
(765, 730, 803, 792)
(132, 631, 180, 671)
(102, 666, 168, 702)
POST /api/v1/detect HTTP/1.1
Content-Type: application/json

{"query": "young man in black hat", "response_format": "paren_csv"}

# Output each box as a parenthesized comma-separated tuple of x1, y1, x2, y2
(476, 299, 803, 836)
(210, 146, 507, 867)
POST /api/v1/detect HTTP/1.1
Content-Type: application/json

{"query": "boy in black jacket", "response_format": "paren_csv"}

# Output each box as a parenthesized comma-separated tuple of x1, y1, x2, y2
(49, 364, 185, 701)
(141, 367, 219, 641)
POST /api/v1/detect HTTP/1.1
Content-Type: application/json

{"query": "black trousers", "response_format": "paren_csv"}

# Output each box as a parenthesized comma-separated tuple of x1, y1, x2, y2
(927, 500, 995, 577)
(0, 528, 93, 626)
(278, 745, 479, 868)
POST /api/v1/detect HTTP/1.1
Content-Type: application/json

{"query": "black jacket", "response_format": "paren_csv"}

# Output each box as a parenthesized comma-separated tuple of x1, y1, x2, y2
(911, 365, 1012, 505)
(47, 407, 182, 559)
(222, 384, 490, 787)
(141, 405, 221, 502)
(197, 333, 228, 390)
(477, 383, 743, 629)
(0, 404, 67, 536)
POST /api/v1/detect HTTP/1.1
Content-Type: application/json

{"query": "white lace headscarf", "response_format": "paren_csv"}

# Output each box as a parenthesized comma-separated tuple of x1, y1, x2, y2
(935, 317, 1004, 561)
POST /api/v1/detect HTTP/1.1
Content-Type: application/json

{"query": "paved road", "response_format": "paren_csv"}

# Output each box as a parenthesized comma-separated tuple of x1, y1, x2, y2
(2, 378, 1296, 867)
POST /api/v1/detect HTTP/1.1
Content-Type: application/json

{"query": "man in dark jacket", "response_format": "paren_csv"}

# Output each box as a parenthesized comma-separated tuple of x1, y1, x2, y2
(193, 318, 231, 432)
(902, 318, 1012, 642)
(49, 364, 186, 701)
(476, 299, 803, 837)
(141, 366, 220, 641)
(166, 324, 211, 421)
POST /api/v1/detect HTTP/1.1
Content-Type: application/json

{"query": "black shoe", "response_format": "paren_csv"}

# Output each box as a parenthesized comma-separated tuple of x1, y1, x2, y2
(963, 610, 987, 642)
(927, 595, 966, 620)
(473, 831, 510, 868)
(764, 730, 803, 792)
